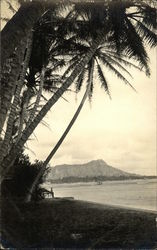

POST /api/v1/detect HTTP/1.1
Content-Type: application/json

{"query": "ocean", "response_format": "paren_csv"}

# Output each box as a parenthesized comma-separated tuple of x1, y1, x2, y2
(43, 178, 157, 211)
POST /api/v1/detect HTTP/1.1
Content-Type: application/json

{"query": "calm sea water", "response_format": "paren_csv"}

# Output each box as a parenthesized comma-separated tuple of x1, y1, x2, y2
(43, 179, 157, 211)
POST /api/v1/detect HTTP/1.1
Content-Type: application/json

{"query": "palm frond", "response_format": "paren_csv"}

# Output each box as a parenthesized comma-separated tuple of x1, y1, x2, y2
(96, 60, 111, 98)
(138, 4, 156, 29)
(68, 55, 82, 66)
(100, 53, 133, 78)
(32, 131, 38, 142)
(108, 1, 127, 52)
(88, 80, 94, 102)
(51, 90, 69, 103)
(60, 67, 74, 81)
(75, 68, 86, 92)
(98, 56, 136, 92)
(101, 50, 142, 71)
(40, 120, 51, 131)
(53, 37, 89, 57)
(41, 94, 48, 102)
(135, 19, 157, 47)
(123, 18, 150, 75)
(61, 57, 82, 80)
(24, 142, 36, 156)
(87, 60, 94, 102)
(52, 59, 66, 72)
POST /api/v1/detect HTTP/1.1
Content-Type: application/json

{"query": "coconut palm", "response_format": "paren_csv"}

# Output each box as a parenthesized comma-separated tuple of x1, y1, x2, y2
(0, 1, 58, 135)
(25, 32, 144, 201)
(1, 0, 156, 182)
(25, 59, 95, 202)
(0, 9, 68, 164)
(0, 31, 33, 163)
(0, 37, 27, 135)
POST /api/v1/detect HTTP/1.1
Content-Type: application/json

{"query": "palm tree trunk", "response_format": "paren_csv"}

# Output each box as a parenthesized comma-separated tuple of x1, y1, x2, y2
(0, 41, 26, 135)
(16, 67, 45, 143)
(0, 33, 104, 182)
(26, 66, 46, 128)
(16, 87, 33, 142)
(0, 32, 33, 164)
(0, 1, 56, 134)
(25, 60, 94, 202)
(1, 1, 47, 68)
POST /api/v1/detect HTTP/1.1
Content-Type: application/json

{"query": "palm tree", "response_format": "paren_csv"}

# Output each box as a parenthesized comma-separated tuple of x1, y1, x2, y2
(25, 59, 95, 202)
(0, 37, 27, 135)
(0, 9, 67, 163)
(0, 31, 33, 164)
(0, 0, 58, 135)
(1, 0, 156, 182)
(25, 35, 143, 201)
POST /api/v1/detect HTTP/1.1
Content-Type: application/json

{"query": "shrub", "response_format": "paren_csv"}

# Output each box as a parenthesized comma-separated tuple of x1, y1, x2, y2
(2, 154, 49, 201)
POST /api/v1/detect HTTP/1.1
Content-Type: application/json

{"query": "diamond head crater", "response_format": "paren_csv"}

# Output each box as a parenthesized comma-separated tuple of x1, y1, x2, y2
(46, 159, 154, 184)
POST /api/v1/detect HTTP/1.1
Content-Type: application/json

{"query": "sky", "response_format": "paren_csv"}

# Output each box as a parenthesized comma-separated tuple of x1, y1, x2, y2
(2, 0, 157, 176)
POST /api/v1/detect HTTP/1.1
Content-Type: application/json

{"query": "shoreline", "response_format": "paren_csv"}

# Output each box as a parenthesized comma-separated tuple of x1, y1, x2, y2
(75, 199, 157, 215)
(42, 178, 157, 212)
(44, 197, 157, 214)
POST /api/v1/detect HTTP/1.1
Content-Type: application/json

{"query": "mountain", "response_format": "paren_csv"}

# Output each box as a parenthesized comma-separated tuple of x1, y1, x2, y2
(46, 159, 138, 183)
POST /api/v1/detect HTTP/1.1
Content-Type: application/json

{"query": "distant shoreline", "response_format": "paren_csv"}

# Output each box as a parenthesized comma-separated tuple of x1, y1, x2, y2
(46, 176, 157, 184)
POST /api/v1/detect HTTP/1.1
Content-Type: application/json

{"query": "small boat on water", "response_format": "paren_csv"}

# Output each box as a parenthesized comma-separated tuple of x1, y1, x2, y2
(96, 181, 102, 185)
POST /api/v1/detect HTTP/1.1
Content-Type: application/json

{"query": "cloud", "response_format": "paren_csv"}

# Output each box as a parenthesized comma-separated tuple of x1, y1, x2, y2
(26, 123, 156, 175)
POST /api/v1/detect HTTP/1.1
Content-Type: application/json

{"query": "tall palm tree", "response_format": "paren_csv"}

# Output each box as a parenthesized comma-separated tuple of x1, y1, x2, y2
(0, 31, 33, 164)
(0, 9, 67, 163)
(1, 0, 156, 182)
(25, 35, 143, 202)
(25, 59, 95, 202)
(0, 37, 27, 135)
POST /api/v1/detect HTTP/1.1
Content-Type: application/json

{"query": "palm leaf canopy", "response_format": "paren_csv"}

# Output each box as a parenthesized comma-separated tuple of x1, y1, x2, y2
(74, 40, 139, 101)
(74, 0, 156, 74)
(24, 0, 156, 95)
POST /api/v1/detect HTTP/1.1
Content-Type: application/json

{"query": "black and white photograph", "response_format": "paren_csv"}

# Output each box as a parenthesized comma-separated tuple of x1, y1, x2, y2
(0, 0, 157, 248)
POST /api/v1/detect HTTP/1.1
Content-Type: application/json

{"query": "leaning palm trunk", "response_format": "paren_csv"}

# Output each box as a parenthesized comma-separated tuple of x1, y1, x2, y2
(0, 32, 33, 164)
(25, 60, 94, 202)
(16, 87, 34, 142)
(0, 41, 27, 135)
(0, 32, 104, 182)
